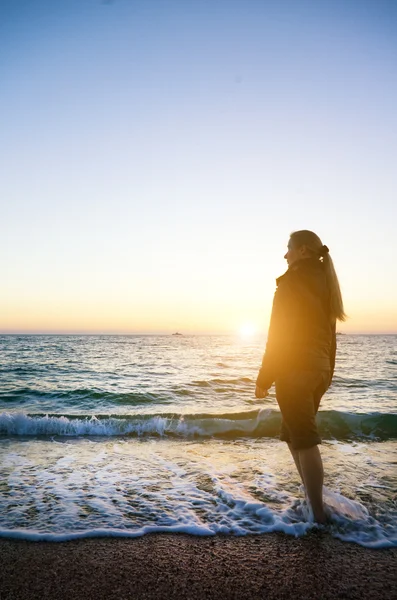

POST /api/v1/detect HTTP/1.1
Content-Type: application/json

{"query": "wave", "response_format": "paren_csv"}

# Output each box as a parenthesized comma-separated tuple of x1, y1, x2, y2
(2, 374, 396, 408)
(332, 376, 397, 390)
(0, 379, 255, 404)
(0, 388, 171, 406)
(190, 377, 253, 387)
(0, 409, 396, 441)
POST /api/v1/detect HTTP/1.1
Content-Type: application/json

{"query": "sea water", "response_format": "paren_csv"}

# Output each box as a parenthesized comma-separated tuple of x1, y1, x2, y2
(0, 334, 396, 548)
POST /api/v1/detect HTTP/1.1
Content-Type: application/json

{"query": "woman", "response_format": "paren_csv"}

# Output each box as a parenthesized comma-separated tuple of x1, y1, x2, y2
(255, 230, 346, 523)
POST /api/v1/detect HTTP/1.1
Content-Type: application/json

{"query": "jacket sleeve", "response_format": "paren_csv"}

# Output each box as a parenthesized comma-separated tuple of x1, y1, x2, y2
(256, 278, 294, 390)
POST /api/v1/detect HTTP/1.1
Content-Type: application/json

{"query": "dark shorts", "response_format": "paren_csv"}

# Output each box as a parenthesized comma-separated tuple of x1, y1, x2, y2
(275, 370, 330, 450)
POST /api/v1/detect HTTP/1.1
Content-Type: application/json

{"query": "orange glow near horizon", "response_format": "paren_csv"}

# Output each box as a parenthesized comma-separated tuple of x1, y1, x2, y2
(1, 253, 396, 335)
(1, 302, 396, 335)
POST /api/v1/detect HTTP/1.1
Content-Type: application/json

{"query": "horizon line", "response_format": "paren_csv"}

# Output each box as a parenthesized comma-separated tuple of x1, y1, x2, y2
(1, 331, 397, 336)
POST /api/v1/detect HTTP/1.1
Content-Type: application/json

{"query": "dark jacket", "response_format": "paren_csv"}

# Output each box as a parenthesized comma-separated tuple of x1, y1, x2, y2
(256, 258, 336, 391)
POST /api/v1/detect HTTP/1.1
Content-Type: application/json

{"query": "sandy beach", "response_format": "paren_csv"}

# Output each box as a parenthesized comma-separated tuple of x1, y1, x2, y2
(0, 533, 396, 600)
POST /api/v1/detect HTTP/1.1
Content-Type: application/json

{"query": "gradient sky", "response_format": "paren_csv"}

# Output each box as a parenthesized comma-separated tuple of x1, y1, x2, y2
(1, 0, 397, 334)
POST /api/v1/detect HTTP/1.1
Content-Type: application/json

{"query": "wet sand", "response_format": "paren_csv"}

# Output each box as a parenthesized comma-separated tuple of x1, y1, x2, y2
(0, 533, 396, 600)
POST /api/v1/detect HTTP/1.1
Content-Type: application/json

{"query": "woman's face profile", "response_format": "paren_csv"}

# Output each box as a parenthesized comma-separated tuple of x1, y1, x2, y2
(284, 239, 307, 266)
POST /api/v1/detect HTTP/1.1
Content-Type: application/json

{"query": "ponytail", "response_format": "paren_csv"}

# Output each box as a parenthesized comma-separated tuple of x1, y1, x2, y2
(290, 230, 347, 322)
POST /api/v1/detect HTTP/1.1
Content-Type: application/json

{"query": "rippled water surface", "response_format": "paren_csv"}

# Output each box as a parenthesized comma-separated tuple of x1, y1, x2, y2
(0, 334, 396, 547)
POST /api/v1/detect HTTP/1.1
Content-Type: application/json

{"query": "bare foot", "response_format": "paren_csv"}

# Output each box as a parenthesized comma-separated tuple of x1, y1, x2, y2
(313, 510, 327, 524)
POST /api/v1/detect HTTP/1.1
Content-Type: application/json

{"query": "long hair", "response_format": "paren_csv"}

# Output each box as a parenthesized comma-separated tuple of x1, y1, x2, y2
(290, 230, 347, 322)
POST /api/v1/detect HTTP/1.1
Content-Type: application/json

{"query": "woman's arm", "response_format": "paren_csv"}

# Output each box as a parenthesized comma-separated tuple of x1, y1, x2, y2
(256, 278, 295, 390)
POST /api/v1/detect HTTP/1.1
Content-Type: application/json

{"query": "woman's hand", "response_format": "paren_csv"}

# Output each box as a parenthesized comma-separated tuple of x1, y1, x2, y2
(255, 385, 268, 399)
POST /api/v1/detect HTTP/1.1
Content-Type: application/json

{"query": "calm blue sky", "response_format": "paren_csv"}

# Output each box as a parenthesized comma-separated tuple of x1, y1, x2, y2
(1, 0, 397, 333)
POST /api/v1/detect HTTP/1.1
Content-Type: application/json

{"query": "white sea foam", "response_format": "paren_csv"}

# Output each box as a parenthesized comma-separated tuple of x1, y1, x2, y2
(323, 488, 369, 520)
(0, 410, 276, 438)
(0, 494, 394, 547)
(0, 410, 395, 441)
(0, 437, 395, 548)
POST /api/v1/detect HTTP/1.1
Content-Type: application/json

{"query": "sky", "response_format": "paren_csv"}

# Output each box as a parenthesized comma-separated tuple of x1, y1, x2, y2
(1, 0, 397, 334)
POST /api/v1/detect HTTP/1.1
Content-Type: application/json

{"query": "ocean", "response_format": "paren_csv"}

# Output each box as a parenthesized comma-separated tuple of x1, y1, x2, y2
(0, 334, 396, 548)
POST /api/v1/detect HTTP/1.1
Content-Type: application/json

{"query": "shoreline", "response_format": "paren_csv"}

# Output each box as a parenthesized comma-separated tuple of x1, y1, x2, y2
(1, 532, 396, 600)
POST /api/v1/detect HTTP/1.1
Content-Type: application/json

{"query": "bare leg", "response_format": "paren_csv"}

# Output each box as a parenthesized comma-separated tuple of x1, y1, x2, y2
(287, 443, 304, 485)
(298, 445, 326, 523)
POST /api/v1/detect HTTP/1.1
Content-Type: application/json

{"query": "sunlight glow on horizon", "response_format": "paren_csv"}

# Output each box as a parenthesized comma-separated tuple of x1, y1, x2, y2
(1, 0, 397, 334)
(238, 323, 258, 338)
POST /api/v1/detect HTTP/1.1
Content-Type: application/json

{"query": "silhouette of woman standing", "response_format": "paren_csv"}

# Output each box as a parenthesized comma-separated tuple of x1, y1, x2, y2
(256, 230, 346, 523)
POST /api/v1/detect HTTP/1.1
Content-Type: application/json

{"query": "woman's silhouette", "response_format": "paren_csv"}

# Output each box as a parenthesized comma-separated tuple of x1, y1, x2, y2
(256, 230, 346, 523)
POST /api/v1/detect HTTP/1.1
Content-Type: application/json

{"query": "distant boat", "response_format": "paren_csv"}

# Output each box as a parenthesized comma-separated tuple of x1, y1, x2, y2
(172, 332, 183, 336)
(336, 332, 345, 336)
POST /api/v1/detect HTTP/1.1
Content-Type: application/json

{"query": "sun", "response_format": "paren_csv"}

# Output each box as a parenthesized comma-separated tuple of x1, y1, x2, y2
(238, 322, 258, 338)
